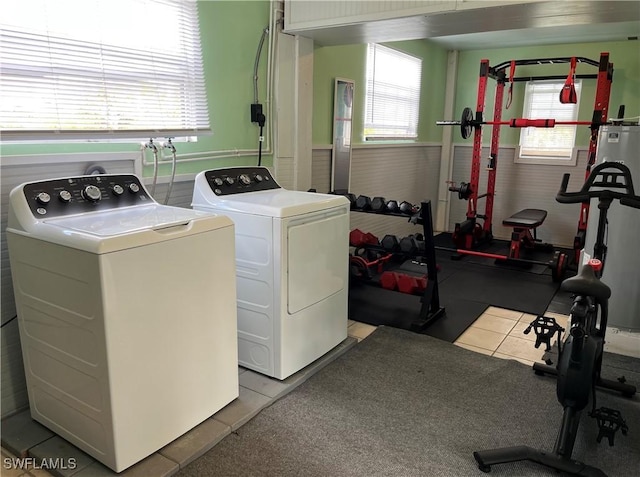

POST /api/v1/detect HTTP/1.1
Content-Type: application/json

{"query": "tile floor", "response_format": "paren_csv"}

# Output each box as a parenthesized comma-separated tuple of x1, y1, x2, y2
(454, 306, 570, 366)
(3, 309, 637, 477)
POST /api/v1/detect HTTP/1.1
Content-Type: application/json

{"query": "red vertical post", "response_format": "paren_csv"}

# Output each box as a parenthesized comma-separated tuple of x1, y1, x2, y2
(484, 72, 505, 237)
(574, 52, 612, 263)
(469, 59, 490, 222)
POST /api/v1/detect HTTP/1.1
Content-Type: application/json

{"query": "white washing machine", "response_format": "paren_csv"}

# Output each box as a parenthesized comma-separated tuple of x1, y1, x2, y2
(6, 174, 238, 472)
(192, 167, 349, 380)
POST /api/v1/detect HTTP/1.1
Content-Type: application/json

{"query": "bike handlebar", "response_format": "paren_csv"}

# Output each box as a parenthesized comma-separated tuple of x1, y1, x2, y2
(621, 196, 640, 209)
(556, 162, 640, 209)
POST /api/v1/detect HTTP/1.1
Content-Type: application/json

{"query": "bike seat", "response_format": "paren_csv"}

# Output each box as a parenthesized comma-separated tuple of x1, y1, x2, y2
(561, 263, 611, 301)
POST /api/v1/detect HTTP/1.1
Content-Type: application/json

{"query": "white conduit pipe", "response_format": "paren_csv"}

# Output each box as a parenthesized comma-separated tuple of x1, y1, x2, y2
(140, 2, 280, 173)
(155, 147, 270, 160)
(142, 149, 263, 166)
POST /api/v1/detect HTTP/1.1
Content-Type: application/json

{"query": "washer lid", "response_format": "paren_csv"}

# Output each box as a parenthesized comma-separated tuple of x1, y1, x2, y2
(11, 204, 232, 254)
(193, 187, 349, 217)
(44, 204, 211, 236)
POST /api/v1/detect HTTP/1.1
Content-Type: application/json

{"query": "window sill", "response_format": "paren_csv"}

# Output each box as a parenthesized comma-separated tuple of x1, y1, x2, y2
(363, 138, 417, 144)
(515, 146, 578, 166)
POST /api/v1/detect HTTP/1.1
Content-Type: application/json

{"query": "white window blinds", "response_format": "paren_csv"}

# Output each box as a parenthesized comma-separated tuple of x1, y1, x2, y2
(364, 44, 422, 140)
(519, 80, 581, 159)
(0, 0, 210, 141)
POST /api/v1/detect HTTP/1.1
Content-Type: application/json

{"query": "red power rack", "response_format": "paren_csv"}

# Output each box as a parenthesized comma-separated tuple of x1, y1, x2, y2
(451, 53, 613, 266)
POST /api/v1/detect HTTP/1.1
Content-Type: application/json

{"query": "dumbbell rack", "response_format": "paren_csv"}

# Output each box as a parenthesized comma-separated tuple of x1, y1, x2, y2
(350, 200, 446, 332)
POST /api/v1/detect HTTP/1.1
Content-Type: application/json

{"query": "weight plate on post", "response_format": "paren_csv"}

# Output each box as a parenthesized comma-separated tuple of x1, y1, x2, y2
(461, 107, 474, 140)
(458, 182, 472, 200)
(550, 251, 568, 283)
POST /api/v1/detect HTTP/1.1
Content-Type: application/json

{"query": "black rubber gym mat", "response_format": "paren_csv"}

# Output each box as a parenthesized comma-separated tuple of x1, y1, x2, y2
(437, 258, 560, 314)
(348, 281, 489, 343)
(434, 232, 559, 275)
(349, 247, 562, 342)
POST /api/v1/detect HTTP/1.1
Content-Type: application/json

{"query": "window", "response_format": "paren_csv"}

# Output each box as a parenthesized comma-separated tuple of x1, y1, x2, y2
(364, 44, 422, 141)
(0, 0, 210, 142)
(517, 80, 581, 164)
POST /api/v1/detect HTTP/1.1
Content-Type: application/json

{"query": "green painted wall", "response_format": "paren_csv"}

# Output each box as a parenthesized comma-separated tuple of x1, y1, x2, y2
(0, 0, 272, 173)
(453, 41, 640, 146)
(199, 0, 270, 157)
(312, 40, 449, 145)
(311, 39, 639, 148)
(313, 44, 366, 146)
(2, 0, 637, 171)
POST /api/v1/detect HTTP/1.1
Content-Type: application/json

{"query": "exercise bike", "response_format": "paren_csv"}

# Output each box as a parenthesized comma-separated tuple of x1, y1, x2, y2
(473, 162, 640, 476)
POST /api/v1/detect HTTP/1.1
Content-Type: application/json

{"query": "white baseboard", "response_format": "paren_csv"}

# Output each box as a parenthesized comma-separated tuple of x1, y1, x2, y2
(604, 328, 640, 359)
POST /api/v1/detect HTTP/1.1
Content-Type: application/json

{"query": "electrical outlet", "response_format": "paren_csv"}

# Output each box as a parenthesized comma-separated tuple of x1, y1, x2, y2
(251, 103, 263, 123)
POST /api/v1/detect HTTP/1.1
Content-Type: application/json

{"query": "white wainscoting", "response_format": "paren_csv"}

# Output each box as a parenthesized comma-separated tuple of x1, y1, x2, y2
(449, 145, 589, 247)
(312, 143, 443, 240)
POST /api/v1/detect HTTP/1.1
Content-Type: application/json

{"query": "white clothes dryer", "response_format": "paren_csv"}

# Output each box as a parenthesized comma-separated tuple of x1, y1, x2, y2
(192, 167, 349, 379)
(7, 174, 238, 472)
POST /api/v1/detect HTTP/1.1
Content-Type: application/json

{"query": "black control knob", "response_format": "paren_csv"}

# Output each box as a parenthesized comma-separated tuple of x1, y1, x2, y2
(36, 192, 51, 205)
(82, 185, 102, 202)
(128, 183, 140, 194)
(224, 176, 235, 186)
(239, 174, 251, 185)
(58, 190, 72, 203)
(213, 177, 224, 186)
(255, 174, 263, 183)
(112, 184, 124, 196)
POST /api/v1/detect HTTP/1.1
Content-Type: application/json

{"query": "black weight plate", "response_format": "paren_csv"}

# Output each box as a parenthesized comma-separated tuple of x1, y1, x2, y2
(461, 107, 474, 139)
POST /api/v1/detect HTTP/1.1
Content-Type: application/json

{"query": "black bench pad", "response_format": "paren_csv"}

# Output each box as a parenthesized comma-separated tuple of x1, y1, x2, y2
(502, 208, 547, 228)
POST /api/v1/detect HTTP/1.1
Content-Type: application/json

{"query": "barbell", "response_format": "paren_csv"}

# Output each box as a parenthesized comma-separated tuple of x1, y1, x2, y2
(437, 107, 596, 139)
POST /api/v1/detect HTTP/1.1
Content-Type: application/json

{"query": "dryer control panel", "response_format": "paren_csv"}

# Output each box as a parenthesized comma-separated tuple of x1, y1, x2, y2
(204, 167, 280, 196)
(22, 174, 152, 218)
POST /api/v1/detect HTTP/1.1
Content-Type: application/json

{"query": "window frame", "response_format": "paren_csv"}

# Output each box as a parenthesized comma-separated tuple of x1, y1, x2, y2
(363, 43, 422, 142)
(516, 79, 582, 166)
(0, 0, 210, 143)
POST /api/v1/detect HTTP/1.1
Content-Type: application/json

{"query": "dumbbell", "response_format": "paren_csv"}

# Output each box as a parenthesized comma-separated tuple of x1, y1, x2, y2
(399, 235, 425, 255)
(342, 193, 357, 209)
(379, 271, 427, 294)
(386, 200, 400, 213)
(399, 201, 418, 215)
(349, 255, 371, 280)
(381, 235, 400, 252)
(396, 273, 427, 295)
(349, 229, 379, 247)
(380, 271, 398, 291)
(370, 196, 387, 213)
(355, 195, 372, 210)
(329, 191, 357, 209)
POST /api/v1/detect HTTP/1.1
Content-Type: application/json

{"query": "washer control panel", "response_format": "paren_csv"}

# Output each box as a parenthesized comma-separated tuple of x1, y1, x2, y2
(22, 174, 151, 218)
(204, 167, 280, 196)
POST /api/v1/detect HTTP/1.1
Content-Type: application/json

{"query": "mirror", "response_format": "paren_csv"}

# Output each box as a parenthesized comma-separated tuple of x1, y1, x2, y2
(331, 78, 354, 194)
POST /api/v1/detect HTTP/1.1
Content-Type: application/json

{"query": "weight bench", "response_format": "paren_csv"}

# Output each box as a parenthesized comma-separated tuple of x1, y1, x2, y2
(502, 209, 547, 259)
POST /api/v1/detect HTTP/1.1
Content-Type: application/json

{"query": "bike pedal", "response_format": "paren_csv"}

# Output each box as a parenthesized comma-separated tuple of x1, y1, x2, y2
(589, 407, 629, 446)
(524, 315, 565, 352)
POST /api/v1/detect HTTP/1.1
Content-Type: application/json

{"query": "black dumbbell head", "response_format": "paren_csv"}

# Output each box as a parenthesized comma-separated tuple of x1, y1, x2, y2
(386, 200, 399, 213)
(343, 193, 357, 209)
(399, 201, 416, 215)
(399, 236, 419, 254)
(371, 196, 387, 212)
(355, 195, 372, 210)
(381, 235, 399, 252)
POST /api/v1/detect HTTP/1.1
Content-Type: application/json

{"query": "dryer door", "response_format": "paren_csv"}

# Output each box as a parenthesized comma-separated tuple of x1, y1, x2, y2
(286, 208, 348, 314)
